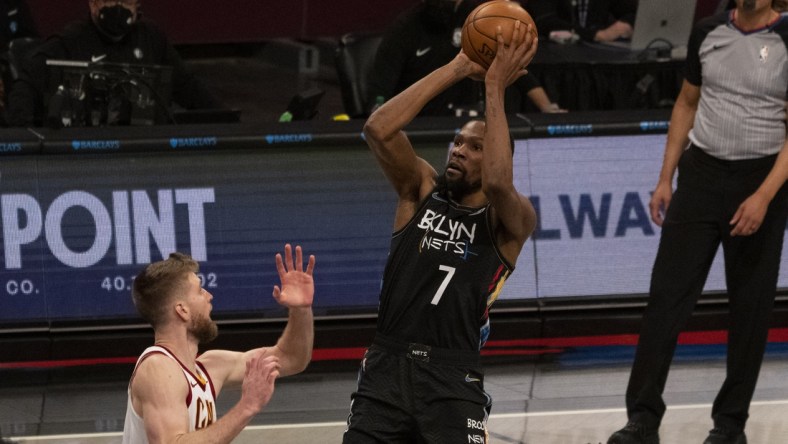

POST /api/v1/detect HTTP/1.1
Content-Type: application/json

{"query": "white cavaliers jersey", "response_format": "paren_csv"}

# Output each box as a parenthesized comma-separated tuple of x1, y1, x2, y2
(122, 345, 217, 443)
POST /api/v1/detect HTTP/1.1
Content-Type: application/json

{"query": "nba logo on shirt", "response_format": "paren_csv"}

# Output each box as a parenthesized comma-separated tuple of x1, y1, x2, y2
(759, 45, 769, 63)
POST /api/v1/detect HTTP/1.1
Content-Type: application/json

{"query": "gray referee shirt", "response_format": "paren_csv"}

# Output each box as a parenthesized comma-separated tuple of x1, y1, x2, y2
(686, 11, 788, 160)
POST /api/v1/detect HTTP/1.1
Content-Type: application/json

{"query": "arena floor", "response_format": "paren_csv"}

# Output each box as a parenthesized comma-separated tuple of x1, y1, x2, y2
(3, 344, 788, 444)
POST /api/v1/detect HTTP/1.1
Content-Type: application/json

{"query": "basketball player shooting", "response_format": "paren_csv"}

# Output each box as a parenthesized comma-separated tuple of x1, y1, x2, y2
(342, 14, 538, 444)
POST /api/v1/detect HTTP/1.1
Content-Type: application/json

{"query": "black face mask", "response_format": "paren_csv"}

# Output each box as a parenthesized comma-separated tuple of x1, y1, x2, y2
(96, 5, 134, 40)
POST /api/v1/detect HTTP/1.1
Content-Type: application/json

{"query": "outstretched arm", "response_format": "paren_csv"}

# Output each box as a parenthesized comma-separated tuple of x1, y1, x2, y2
(594, 20, 633, 42)
(363, 51, 487, 229)
(200, 244, 314, 388)
(267, 243, 315, 375)
(483, 22, 538, 265)
(596, 0, 637, 41)
(527, 87, 566, 113)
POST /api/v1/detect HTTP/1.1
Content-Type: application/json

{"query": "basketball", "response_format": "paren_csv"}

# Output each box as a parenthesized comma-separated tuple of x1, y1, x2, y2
(461, 0, 538, 69)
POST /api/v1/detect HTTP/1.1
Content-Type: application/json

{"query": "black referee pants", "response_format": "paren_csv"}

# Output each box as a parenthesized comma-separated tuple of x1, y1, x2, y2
(625, 145, 788, 432)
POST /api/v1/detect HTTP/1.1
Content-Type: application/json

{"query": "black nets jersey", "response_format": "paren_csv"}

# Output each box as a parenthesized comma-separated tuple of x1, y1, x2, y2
(376, 190, 514, 351)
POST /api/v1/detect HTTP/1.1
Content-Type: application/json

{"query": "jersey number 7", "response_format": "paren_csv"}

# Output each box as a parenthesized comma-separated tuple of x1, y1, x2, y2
(430, 265, 456, 305)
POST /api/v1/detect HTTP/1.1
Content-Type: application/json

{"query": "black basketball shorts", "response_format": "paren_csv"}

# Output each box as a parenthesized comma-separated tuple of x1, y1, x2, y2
(343, 335, 491, 444)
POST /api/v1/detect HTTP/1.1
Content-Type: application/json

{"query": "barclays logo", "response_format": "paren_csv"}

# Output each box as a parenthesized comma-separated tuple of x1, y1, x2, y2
(264, 133, 313, 144)
(169, 137, 218, 149)
(0, 142, 22, 153)
(547, 124, 593, 136)
(71, 140, 121, 151)
(640, 121, 669, 132)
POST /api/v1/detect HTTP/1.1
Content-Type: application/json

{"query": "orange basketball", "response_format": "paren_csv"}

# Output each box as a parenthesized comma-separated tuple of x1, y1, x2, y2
(461, 0, 538, 69)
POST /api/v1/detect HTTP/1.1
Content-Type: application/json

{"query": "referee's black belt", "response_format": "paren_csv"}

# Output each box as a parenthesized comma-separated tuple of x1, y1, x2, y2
(372, 334, 480, 366)
(688, 143, 778, 169)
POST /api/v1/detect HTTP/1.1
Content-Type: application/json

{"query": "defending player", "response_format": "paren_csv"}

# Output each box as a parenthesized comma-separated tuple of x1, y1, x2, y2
(122, 244, 315, 443)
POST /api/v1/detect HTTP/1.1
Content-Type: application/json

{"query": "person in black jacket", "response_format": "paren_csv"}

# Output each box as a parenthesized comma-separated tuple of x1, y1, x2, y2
(367, 0, 563, 117)
(1, 0, 38, 124)
(6, 0, 222, 127)
(1, 0, 37, 49)
(526, 0, 638, 43)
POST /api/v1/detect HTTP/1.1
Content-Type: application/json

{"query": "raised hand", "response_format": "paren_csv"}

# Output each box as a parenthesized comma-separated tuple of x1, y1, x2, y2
(487, 20, 538, 88)
(272, 243, 315, 308)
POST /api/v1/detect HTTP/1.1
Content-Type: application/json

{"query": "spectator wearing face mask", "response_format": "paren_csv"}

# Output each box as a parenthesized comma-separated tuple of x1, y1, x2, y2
(6, 0, 222, 127)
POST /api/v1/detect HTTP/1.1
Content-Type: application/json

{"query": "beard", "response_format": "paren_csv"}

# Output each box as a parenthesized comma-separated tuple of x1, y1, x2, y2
(741, 0, 757, 11)
(438, 168, 481, 202)
(190, 312, 218, 344)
